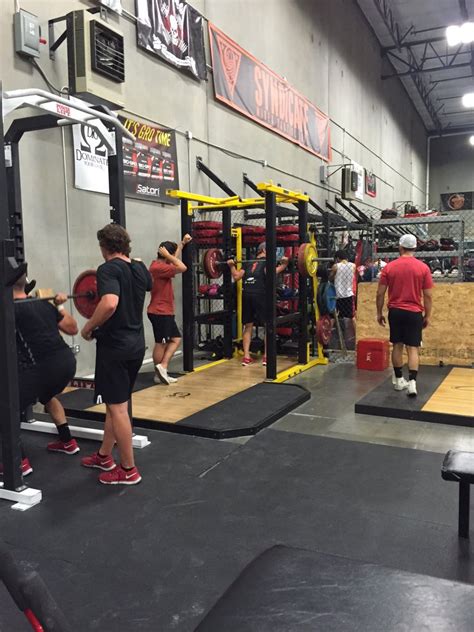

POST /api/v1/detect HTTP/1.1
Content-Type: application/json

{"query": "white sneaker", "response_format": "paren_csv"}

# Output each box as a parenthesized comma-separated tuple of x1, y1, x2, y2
(154, 371, 178, 385)
(407, 380, 417, 397)
(156, 364, 173, 385)
(393, 377, 409, 391)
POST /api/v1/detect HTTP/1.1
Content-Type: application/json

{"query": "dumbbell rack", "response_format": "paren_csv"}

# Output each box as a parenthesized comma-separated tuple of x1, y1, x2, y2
(372, 215, 465, 280)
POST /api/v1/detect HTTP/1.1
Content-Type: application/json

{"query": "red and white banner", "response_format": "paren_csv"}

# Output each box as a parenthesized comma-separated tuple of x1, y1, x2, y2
(209, 23, 331, 161)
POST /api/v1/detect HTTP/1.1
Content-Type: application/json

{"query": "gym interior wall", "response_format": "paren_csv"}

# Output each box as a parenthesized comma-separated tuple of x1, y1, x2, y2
(0, 0, 427, 374)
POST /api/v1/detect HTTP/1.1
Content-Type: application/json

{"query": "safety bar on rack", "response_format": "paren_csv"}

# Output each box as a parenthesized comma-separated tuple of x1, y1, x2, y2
(2, 88, 135, 142)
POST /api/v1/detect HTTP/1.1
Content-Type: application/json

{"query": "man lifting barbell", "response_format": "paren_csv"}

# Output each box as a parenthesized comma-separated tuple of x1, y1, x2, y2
(228, 242, 289, 367)
(13, 273, 79, 474)
(80, 224, 152, 486)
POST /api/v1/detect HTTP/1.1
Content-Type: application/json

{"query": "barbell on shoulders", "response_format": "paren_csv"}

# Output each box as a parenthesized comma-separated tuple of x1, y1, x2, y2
(14, 269, 99, 319)
(196, 245, 333, 279)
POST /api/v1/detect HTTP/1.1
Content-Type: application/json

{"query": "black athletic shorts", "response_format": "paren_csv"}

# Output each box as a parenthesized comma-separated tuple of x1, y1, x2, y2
(388, 308, 423, 347)
(242, 292, 265, 326)
(336, 296, 355, 318)
(94, 345, 145, 405)
(148, 314, 181, 343)
(19, 348, 76, 411)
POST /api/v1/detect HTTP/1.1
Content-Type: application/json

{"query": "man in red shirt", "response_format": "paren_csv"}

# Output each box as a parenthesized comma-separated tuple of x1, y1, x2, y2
(148, 234, 192, 384)
(376, 234, 433, 397)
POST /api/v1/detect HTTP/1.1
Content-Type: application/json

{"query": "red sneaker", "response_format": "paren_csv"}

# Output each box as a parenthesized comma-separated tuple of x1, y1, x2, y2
(0, 459, 33, 476)
(99, 465, 142, 485)
(81, 452, 116, 471)
(47, 439, 80, 455)
(22, 458, 33, 476)
(241, 357, 254, 366)
(262, 356, 267, 366)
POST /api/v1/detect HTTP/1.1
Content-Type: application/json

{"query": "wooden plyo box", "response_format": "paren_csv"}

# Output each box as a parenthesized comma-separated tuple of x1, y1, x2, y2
(356, 282, 474, 367)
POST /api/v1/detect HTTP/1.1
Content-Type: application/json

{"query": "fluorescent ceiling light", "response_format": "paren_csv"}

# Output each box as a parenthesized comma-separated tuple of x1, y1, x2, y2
(446, 22, 474, 46)
(462, 93, 474, 108)
(470, 136, 474, 146)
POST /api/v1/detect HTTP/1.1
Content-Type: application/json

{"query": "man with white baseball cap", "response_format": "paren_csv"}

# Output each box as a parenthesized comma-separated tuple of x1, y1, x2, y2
(376, 234, 434, 397)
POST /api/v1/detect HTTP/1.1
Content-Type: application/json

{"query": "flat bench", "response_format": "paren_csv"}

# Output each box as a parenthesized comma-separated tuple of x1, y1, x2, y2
(441, 450, 474, 539)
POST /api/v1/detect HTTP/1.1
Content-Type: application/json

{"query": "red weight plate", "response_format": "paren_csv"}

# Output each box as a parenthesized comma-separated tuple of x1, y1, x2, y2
(193, 237, 222, 246)
(277, 327, 293, 337)
(241, 226, 266, 235)
(243, 236, 263, 245)
(72, 269, 99, 319)
(193, 221, 223, 230)
(203, 249, 224, 279)
(276, 225, 298, 233)
(192, 229, 221, 238)
(297, 243, 308, 276)
(317, 314, 332, 345)
(277, 234, 299, 243)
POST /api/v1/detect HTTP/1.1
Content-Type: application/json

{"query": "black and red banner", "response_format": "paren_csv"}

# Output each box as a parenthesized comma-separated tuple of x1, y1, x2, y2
(120, 115, 179, 204)
(209, 23, 331, 161)
(365, 170, 377, 198)
(136, 0, 206, 80)
(441, 191, 473, 211)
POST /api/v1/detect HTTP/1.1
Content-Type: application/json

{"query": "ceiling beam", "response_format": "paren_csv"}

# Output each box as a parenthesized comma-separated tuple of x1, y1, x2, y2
(382, 36, 446, 54)
(458, 0, 469, 21)
(370, 0, 443, 129)
(382, 62, 472, 80)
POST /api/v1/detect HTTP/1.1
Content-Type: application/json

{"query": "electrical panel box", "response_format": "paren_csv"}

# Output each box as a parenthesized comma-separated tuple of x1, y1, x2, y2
(341, 163, 364, 202)
(14, 10, 40, 58)
(68, 10, 125, 109)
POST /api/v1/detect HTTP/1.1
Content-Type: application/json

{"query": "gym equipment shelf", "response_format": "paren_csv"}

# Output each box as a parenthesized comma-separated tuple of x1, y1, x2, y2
(371, 214, 465, 280)
(373, 215, 463, 226)
(379, 250, 460, 259)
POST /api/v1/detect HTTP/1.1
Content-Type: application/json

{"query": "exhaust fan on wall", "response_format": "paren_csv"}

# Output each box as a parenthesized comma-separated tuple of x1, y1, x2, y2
(68, 10, 125, 108)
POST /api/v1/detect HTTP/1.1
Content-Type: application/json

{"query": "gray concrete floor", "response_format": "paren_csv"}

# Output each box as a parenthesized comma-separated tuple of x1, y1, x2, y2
(273, 363, 474, 455)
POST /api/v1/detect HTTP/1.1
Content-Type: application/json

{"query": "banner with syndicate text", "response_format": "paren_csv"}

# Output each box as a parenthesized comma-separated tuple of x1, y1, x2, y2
(209, 23, 331, 162)
(136, 0, 206, 80)
(72, 115, 179, 204)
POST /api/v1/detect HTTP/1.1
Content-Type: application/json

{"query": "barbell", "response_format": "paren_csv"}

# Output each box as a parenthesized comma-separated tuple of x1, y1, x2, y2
(198, 244, 331, 279)
(14, 269, 99, 319)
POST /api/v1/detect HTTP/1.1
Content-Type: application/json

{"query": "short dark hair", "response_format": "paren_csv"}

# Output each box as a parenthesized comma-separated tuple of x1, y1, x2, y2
(158, 241, 178, 258)
(335, 250, 347, 260)
(97, 223, 131, 256)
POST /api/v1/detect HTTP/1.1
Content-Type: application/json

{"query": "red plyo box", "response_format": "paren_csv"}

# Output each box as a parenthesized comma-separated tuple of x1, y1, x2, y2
(357, 338, 390, 371)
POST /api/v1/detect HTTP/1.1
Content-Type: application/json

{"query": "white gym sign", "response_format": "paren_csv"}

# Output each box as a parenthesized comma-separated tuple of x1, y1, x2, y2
(72, 123, 110, 195)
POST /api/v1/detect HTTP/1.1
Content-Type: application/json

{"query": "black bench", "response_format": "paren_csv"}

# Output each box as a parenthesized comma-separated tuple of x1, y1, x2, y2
(195, 545, 474, 631)
(441, 450, 474, 539)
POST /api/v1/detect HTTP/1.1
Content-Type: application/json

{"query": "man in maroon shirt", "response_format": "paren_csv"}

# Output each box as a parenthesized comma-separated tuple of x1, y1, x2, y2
(148, 234, 192, 384)
(376, 234, 433, 397)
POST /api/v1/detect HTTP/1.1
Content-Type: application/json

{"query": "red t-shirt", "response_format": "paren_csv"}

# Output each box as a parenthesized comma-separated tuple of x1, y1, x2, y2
(148, 260, 177, 315)
(379, 256, 433, 312)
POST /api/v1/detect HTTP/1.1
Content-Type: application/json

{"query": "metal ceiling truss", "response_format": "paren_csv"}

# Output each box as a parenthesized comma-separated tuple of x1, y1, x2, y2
(371, 0, 445, 130)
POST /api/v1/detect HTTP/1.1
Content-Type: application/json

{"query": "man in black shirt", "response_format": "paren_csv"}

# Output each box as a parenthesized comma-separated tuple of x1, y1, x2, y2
(227, 242, 288, 367)
(80, 224, 152, 486)
(14, 274, 79, 474)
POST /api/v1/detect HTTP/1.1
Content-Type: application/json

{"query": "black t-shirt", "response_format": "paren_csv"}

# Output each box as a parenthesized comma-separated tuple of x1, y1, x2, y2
(243, 259, 266, 294)
(96, 258, 152, 352)
(15, 300, 68, 369)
